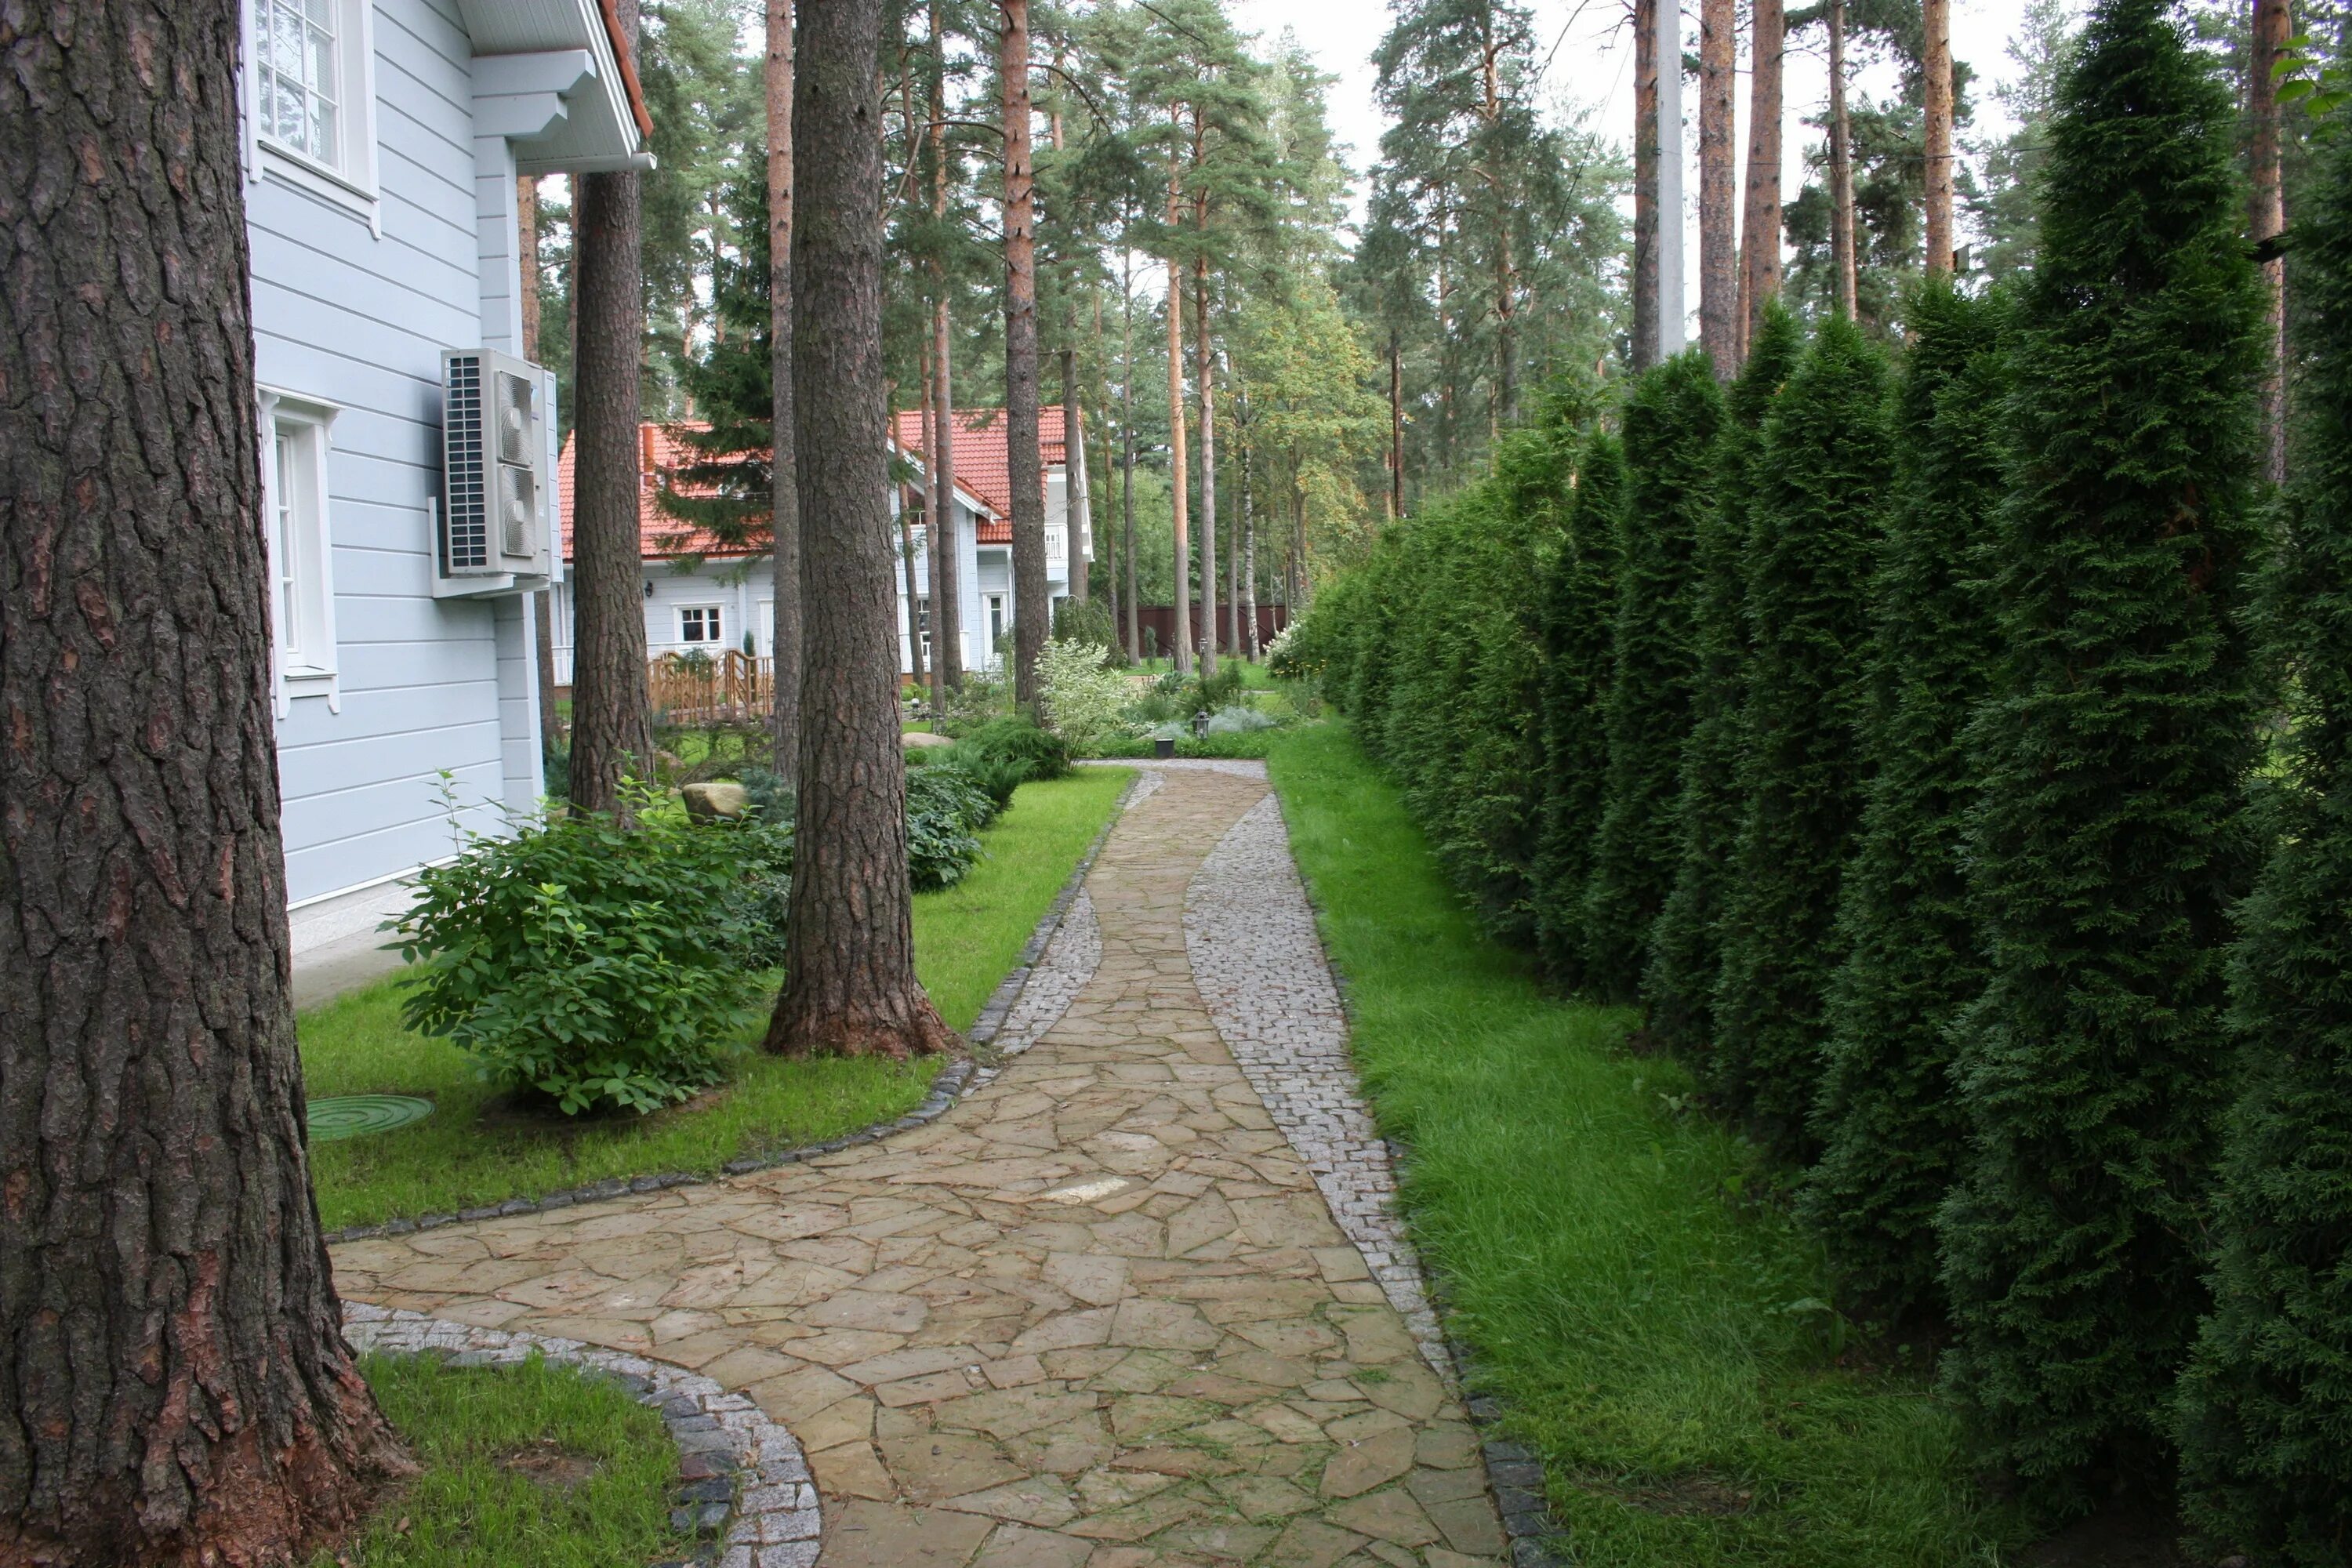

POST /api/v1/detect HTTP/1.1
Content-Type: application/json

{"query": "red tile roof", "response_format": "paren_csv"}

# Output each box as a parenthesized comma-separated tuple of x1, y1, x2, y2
(559, 412, 1065, 561)
(889, 406, 1066, 546)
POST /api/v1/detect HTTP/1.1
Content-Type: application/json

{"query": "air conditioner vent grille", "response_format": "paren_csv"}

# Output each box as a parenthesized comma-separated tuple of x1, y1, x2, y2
(442, 354, 488, 571)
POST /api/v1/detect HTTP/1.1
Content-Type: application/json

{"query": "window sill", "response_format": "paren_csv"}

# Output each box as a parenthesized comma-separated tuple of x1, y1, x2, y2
(281, 666, 342, 717)
(258, 142, 381, 236)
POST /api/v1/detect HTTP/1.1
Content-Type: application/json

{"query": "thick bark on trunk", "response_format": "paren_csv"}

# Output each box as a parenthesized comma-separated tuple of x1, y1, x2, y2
(1, 5, 407, 1560)
(1922, 0, 1955, 278)
(1828, 0, 1857, 320)
(1632, 0, 1662, 372)
(2250, 0, 2288, 485)
(1165, 169, 1192, 673)
(1062, 350, 1092, 606)
(1193, 253, 1218, 676)
(521, 175, 563, 750)
(1121, 250, 1142, 661)
(764, 0, 953, 1061)
(1699, 0, 1738, 375)
(570, 0, 653, 816)
(768, 0, 804, 786)
(927, 2, 964, 692)
(1740, 0, 1784, 355)
(1000, 0, 1048, 705)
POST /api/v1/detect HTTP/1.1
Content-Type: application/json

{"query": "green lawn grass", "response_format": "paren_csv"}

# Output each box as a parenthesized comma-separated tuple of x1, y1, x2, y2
(303, 768, 1132, 1232)
(316, 1352, 682, 1568)
(1265, 724, 2027, 1568)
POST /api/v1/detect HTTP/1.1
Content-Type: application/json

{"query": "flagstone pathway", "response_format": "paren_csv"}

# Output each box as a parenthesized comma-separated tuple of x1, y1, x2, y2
(332, 764, 1511, 1568)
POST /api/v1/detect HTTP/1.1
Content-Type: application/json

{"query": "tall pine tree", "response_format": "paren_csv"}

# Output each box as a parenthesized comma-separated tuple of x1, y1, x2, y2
(1582, 350, 1722, 1000)
(1934, 0, 2263, 1505)
(1645, 304, 1802, 1051)
(1534, 428, 1628, 988)
(1708, 314, 1889, 1160)
(2173, 114, 2352, 1565)
(1802, 281, 2007, 1315)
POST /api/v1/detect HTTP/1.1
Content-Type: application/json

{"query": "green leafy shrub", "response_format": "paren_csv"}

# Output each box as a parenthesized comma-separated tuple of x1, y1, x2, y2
(389, 785, 789, 1116)
(1645, 304, 1804, 1054)
(1803, 282, 2008, 1316)
(1204, 703, 1277, 734)
(956, 716, 1072, 782)
(902, 764, 989, 890)
(1036, 638, 1132, 752)
(1051, 595, 1121, 657)
(1936, 0, 2265, 1505)
(1709, 313, 1893, 1161)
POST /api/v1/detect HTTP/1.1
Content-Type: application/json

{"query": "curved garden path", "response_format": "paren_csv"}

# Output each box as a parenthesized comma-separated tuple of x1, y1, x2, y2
(332, 764, 1510, 1568)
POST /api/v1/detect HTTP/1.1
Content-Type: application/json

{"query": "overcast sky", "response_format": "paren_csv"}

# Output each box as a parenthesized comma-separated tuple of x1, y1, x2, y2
(1225, 0, 2050, 325)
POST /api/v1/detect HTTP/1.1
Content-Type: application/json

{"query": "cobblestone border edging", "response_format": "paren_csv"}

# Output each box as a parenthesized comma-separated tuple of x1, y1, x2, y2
(1213, 772, 1575, 1568)
(323, 769, 1149, 1248)
(340, 1303, 821, 1567)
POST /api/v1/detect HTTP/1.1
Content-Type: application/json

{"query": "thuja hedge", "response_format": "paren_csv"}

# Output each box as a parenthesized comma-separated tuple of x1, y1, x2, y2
(1286, 0, 2338, 1542)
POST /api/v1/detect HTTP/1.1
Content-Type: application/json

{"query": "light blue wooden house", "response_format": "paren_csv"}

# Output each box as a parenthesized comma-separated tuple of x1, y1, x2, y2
(240, 0, 648, 988)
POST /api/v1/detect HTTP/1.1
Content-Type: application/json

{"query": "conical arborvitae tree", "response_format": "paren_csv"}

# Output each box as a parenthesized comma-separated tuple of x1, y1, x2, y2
(1645, 306, 1804, 1053)
(1534, 430, 1629, 988)
(1582, 351, 1724, 1000)
(1802, 281, 2008, 1316)
(1934, 0, 2264, 1507)
(2173, 118, 2352, 1566)
(1708, 314, 1891, 1160)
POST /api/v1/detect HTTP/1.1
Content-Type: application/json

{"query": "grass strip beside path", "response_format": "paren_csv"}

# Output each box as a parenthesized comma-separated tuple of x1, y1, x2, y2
(304, 768, 1133, 1232)
(1265, 726, 2024, 1568)
(315, 1352, 683, 1568)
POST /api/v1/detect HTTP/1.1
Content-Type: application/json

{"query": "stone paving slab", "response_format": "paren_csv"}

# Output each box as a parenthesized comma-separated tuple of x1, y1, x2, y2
(332, 766, 1508, 1567)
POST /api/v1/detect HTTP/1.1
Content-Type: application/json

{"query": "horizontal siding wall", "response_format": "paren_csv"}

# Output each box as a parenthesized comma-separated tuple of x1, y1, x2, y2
(252, 0, 520, 907)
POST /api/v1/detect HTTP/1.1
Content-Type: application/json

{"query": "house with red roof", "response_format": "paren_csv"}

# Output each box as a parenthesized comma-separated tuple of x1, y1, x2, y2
(549, 408, 1084, 683)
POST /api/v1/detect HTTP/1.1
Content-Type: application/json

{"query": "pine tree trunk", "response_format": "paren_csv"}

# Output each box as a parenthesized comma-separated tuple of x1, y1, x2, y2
(1062, 349, 1092, 606)
(1193, 249, 1219, 676)
(1922, 0, 1955, 278)
(768, 0, 804, 785)
(1240, 394, 1260, 659)
(2250, 0, 2288, 486)
(1828, 0, 1858, 320)
(901, 389, 927, 690)
(1700, 0, 1739, 374)
(922, 337, 946, 717)
(521, 175, 563, 750)
(1740, 0, 1785, 354)
(1388, 328, 1404, 519)
(1165, 164, 1193, 673)
(1633, 0, 1662, 372)
(1121, 249, 1142, 661)
(1, 5, 408, 1559)
(764, 0, 954, 1061)
(1482, 28, 1519, 423)
(927, 1, 964, 692)
(1000, 0, 1048, 705)
(571, 0, 653, 816)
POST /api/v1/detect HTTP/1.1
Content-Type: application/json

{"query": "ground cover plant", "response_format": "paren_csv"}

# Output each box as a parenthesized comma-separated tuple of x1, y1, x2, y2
(304, 768, 1131, 1230)
(311, 1353, 682, 1568)
(1269, 726, 2028, 1567)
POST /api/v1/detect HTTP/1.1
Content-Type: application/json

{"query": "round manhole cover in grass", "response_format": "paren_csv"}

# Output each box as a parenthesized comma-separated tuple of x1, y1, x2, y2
(309, 1094, 435, 1142)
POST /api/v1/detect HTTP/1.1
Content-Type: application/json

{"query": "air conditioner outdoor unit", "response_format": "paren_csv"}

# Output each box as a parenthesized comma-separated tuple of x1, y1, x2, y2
(437, 348, 557, 591)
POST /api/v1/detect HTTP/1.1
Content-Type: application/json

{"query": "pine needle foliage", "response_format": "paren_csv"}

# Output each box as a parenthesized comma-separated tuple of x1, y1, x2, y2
(1581, 350, 1723, 1000)
(662, 162, 773, 552)
(1709, 314, 1893, 1160)
(1933, 0, 2265, 1508)
(1645, 306, 1805, 1054)
(1802, 282, 2009, 1316)
(2173, 120, 2352, 1566)
(1534, 430, 1628, 988)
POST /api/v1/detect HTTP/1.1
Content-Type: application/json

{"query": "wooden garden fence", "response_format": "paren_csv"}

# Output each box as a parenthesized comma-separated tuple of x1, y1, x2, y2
(647, 650, 773, 724)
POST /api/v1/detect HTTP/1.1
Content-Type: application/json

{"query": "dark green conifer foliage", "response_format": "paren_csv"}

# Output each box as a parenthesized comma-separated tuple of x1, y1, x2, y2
(662, 162, 773, 550)
(1933, 0, 2264, 1506)
(1644, 307, 1804, 1051)
(1581, 350, 1723, 1000)
(2174, 118, 2352, 1566)
(1709, 314, 1891, 1160)
(1534, 430, 1628, 988)
(1802, 282, 2008, 1314)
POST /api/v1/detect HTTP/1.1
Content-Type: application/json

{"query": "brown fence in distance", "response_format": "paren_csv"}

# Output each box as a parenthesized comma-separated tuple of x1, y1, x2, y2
(647, 650, 773, 724)
(1131, 603, 1290, 660)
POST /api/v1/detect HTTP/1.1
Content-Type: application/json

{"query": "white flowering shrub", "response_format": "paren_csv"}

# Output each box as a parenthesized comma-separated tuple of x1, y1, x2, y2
(1036, 638, 1132, 752)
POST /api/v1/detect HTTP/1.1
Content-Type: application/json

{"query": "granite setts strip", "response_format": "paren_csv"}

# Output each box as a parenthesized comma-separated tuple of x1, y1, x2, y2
(322, 769, 1147, 1248)
(341, 1302, 822, 1567)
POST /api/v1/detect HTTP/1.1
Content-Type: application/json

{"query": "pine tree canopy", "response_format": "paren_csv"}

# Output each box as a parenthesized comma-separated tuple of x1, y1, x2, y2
(1803, 281, 2009, 1316)
(1933, 0, 2265, 1508)
(2174, 113, 2352, 1566)
(1708, 312, 1892, 1160)
(1645, 304, 1806, 1055)
(1581, 350, 1722, 1001)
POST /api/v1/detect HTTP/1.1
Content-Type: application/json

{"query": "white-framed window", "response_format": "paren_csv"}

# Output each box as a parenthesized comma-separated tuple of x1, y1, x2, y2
(678, 605, 724, 644)
(259, 394, 342, 712)
(247, 0, 380, 228)
(914, 595, 932, 660)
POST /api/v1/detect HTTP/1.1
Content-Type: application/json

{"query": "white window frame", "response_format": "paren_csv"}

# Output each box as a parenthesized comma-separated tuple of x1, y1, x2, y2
(244, 0, 382, 235)
(677, 604, 725, 646)
(258, 391, 343, 716)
